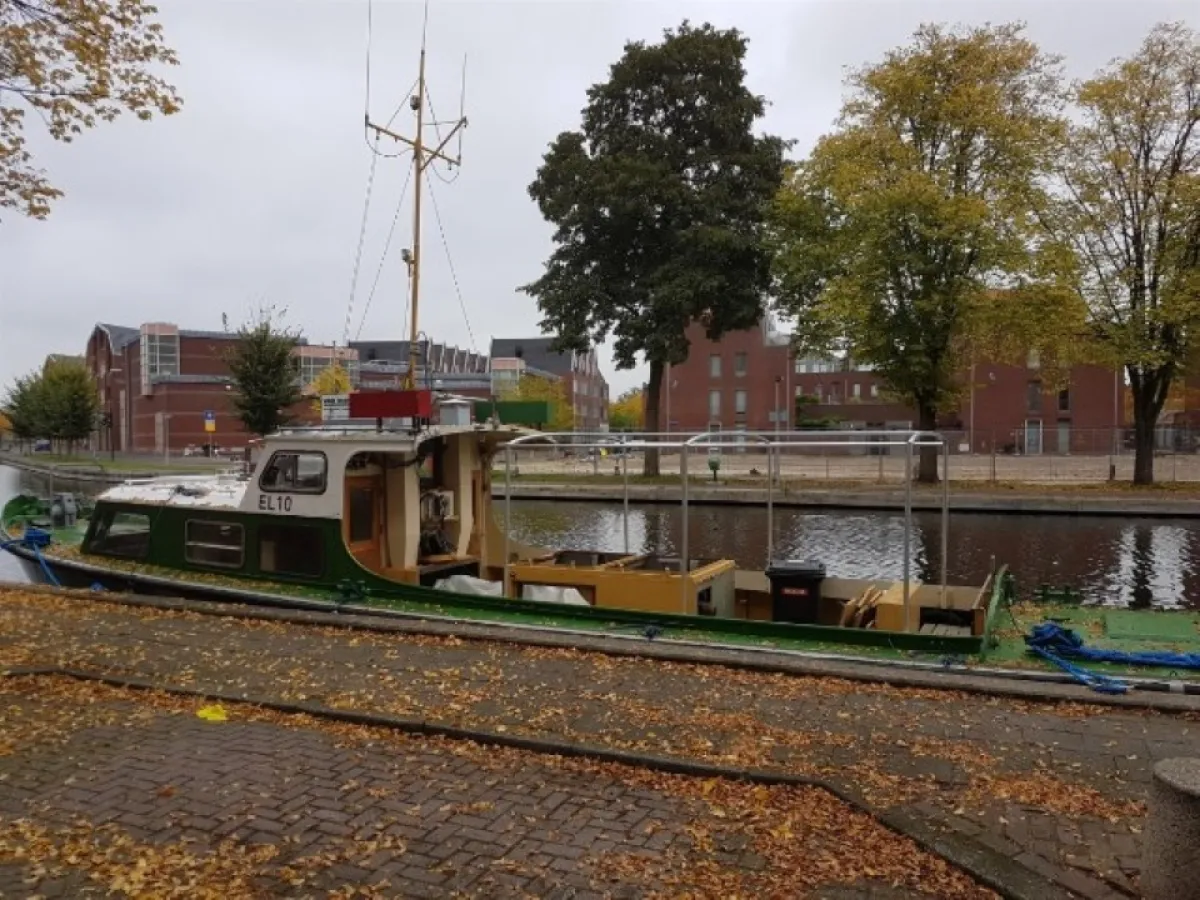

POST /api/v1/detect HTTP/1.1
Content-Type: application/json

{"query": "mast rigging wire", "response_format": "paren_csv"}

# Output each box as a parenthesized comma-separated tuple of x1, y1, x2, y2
(355, 163, 415, 342)
(343, 136, 381, 347)
(425, 168, 476, 352)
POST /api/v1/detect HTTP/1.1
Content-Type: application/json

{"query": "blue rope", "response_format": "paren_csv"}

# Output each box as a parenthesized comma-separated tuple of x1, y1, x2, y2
(1020, 621, 1199, 695)
(1, 527, 62, 588)
(1028, 621, 1200, 670)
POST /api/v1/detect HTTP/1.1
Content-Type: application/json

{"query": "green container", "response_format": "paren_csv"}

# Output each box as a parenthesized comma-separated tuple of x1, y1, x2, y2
(473, 400, 552, 428)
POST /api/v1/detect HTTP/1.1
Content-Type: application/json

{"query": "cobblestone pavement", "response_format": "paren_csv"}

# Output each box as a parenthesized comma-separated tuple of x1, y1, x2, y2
(4, 590, 1196, 897)
(0, 677, 987, 899)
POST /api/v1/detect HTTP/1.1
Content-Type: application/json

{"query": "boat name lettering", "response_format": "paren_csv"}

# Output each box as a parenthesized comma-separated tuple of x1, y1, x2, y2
(259, 494, 294, 513)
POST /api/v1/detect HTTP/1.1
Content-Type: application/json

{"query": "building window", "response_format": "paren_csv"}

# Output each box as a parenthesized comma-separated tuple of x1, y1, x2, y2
(852, 383, 861, 400)
(259, 451, 328, 494)
(140, 330, 179, 394)
(734, 390, 747, 415)
(297, 354, 358, 390)
(185, 520, 245, 569)
(734, 352, 747, 377)
(84, 509, 151, 560)
(1058, 388, 1070, 412)
(708, 389, 721, 419)
(1027, 381, 1043, 412)
(870, 384, 879, 398)
(259, 523, 324, 578)
(709, 355, 722, 378)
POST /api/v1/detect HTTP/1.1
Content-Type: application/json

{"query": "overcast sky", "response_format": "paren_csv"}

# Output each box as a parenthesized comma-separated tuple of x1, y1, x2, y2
(2, 0, 1196, 397)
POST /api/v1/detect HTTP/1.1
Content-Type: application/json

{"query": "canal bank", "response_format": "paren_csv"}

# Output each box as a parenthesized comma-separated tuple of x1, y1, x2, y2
(4, 451, 1200, 517)
(0, 452, 220, 484)
(495, 480, 1200, 517)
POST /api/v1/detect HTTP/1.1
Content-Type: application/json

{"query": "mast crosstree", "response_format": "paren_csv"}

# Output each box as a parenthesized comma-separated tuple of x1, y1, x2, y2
(365, 1, 467, 389)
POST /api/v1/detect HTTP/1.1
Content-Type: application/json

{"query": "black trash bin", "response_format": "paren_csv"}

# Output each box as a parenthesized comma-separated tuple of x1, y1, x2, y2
(765, 560, 827, 625)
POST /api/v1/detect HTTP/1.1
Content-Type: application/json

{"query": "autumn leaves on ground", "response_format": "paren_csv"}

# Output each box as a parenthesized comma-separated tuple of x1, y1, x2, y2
(0, 588, 1193, 897)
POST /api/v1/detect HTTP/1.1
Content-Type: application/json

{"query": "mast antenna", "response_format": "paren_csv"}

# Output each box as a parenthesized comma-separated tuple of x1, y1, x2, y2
(364, 0, 468, 389)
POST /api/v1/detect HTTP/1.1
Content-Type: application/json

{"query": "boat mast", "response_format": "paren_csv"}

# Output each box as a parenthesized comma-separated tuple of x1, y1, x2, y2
(365, 1, 467, 389)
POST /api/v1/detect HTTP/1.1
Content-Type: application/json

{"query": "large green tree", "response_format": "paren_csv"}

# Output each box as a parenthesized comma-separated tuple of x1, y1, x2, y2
(42, 358, 100, 450)
(1, 372, 49, 445)
(771, 23, 1082, 482)
(225, 306, 303, 437)
(1, 0, 182, 219)
(1038, 22, 1200, 485)
(1, 359, 100, 450)
(521, 21, 787, 475)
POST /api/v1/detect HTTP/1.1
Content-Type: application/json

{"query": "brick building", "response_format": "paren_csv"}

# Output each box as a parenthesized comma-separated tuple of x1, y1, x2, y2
(346, 338, 495, 401)
(490, 338, 609, 433)
(85, 322, 353, 454)
(658, 317, 1126, 454)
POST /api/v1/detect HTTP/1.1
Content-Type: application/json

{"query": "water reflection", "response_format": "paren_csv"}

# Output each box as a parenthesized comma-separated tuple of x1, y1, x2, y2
(2, 465, 1198, 610)
(505, 500, 1200, 611)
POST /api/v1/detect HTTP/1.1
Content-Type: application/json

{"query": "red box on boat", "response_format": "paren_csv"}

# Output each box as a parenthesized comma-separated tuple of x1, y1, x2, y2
(348, 390, 433, 419)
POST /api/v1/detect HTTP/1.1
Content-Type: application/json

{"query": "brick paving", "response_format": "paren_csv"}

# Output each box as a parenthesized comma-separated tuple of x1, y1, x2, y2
(3, 590, 1195, 897)
(0, 679, 979, 899)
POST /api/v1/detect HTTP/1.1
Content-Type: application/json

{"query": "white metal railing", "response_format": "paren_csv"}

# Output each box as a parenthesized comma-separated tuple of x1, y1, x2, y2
(500, 429, 952, 623)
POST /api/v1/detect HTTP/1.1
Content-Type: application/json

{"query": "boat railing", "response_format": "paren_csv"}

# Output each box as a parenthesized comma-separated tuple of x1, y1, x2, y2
(499, 429, 952, 622)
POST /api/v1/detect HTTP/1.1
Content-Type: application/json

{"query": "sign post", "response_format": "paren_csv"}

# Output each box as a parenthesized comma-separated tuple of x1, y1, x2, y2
(203, 410, 216, 456)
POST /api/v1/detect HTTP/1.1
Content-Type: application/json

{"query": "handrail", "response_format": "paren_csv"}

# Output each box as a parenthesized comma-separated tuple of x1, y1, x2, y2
(500, 427, 953, 632)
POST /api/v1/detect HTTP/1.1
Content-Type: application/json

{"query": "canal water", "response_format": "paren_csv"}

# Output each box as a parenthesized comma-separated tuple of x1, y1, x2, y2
(2, 465, 1197, 609)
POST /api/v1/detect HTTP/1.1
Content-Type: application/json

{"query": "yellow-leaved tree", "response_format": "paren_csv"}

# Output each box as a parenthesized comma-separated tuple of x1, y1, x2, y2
(1, 0, 183, 219)
(500, 374, 574, 431)
(771, 23, 1085, 483)
(607, 387, 644, 432)
(308, 363, 353, 414)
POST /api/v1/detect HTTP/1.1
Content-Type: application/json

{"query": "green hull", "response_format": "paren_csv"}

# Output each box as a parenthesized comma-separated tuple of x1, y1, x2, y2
(7, 495, 1200, 685)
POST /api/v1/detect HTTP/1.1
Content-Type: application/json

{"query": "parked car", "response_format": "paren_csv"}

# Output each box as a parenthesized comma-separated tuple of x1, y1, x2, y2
(33, 439, 51, 452)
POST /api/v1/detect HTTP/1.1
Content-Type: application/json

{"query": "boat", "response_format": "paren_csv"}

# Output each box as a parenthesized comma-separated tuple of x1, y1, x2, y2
(4, 4, 1199, 693)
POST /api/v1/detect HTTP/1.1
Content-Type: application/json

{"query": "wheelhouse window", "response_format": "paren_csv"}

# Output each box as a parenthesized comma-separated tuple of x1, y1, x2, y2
(259, 523, 324, 578)
(85, 509, 151, 560)
(185, 520, 244, 569)
(258, 451, 327, 494)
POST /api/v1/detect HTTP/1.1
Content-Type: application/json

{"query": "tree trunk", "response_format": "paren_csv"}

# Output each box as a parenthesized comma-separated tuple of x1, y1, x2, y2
(915, 404, 940, 484)
(1131, 370, 1170, 486)
(643, 360, 663, 477)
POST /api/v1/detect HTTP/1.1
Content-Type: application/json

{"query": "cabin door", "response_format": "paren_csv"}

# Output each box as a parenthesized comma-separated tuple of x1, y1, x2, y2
(345, 475, 385, 571)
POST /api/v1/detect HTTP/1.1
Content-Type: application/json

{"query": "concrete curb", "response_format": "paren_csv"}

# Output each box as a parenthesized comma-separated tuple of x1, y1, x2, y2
(6, 581, 1199, 713)
(495, 481, 1200, 518)
(0, 665, 1075, 900)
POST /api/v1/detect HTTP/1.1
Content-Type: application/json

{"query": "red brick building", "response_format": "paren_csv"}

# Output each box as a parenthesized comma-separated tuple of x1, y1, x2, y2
(658, 318, 1126, 454)
(86, 323, 350, 454)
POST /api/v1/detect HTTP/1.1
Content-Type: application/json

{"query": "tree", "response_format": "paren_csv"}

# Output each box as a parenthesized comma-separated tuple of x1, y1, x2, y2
(607, 387, 644, 431)
(2, 361, 98, 451)
(41, 357, 100, 450)
(499, 374, 574, 432)
(1038, 23, 1200, 485)
(1, 0, 182, 219)
(521, 21, 788, 475)
(1, 372, 47, 445)
(307, 362, 352, 415)
(225, 306, 303, 437)
(771, 23, 1080, 483)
